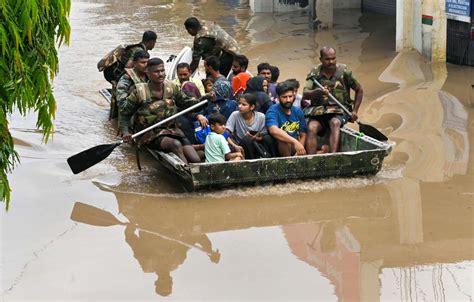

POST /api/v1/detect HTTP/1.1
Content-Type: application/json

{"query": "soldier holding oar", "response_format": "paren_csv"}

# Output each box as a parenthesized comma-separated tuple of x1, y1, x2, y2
(303, 46, 364, 154)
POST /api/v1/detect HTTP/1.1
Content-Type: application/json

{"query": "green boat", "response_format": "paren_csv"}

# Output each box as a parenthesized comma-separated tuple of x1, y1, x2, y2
(99, 86, 392, 191)
(146, 127, 392, 191)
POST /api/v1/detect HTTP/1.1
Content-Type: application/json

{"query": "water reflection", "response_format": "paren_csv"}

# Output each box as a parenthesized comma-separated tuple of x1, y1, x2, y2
(71, 171, 472, 299)
(282, 178, 473, 301)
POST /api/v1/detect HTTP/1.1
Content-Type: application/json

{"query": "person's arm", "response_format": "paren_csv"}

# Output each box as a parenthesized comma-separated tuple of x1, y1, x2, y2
(173, 83, 199, 109)
(190, 58, 200, 74)
(226, 136, 245, 157)
(350, 84, 363, 122)
(268, 125, 306, 155)
(116, 75, 132, 105)
(346, 70, 363, 122)
(225, 151, 243, 161)
(118, 88, 139, 142)
(190, 37, 214, 73)
(298, 132, 307, 152)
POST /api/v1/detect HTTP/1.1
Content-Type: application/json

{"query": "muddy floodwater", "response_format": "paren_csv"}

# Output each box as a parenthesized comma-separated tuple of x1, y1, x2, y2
(2, 0, 473, 301)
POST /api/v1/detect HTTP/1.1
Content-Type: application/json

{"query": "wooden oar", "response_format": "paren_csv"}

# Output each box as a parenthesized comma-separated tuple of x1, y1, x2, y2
(311, 78, 388, 141)
(70, 202, 217, 258)
(67, 99, 208, 174)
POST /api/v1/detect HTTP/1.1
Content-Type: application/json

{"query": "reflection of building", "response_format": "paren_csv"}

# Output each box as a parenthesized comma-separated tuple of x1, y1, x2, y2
(282, 178, 473, 301)
(283, 223, 361, 301)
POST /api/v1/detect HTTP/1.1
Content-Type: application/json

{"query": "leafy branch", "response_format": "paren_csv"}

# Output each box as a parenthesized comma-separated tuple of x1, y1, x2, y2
(0, 0, 71, 209)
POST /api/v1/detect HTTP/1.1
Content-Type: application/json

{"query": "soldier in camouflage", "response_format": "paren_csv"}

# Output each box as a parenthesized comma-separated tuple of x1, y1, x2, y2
(98, 31, 157, 119)
(184, 17, 240, 77)
(302, 47, 363, 154)
(116, 50, 150, 120)
(118, 58, 202, 164)
(124, 31, 157, 68)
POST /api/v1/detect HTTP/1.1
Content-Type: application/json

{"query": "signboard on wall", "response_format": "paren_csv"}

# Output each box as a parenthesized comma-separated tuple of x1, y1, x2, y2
(446, 0, 472, 23)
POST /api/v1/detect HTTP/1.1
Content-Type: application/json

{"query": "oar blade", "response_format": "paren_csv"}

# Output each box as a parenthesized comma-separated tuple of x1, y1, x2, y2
(67, 142, 121, 174)
(70, 202, 123, 227)
(359, 122, 388, 141)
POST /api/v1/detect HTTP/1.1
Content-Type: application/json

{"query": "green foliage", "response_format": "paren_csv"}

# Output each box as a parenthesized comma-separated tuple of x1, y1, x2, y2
(0, 0, 71, 209)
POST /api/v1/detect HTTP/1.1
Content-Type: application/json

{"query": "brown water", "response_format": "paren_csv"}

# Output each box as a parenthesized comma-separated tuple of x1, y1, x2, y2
(2, 1, 473, 300)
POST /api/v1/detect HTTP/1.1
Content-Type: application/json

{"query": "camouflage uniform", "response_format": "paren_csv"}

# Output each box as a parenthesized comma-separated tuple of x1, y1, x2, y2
(125, 43, 148, 64)
(116, 68, 148, 107)
(118, 80, 198, 146)
(303, 63, 360, 116)
(97, 43, 147, 119)
(193, 21, 240, 75)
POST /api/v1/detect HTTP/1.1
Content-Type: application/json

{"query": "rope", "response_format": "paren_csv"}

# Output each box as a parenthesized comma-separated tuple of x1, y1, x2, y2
(354, 132, 364, 151)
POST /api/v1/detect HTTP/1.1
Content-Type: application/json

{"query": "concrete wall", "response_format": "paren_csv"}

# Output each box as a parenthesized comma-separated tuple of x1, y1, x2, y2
(396, 0, 447, 62)
(250, 0, 360, 12)
(334, 0, 360, 9)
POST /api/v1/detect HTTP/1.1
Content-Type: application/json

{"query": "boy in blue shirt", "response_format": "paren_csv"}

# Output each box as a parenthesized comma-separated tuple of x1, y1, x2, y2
(265, 81, 307, 157)
(205, 113, 243, 163)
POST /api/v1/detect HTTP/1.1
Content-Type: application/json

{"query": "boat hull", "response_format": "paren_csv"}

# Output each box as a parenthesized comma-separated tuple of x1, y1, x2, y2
(147, 127, 392, 191)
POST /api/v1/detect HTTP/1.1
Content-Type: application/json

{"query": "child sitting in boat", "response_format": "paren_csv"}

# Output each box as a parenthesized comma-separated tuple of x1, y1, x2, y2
(205, 113, 243, 163)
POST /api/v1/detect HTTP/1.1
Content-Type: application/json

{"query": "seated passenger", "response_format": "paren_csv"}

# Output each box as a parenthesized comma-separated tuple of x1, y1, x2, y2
(194, 77, 237, 127)
(230, 54, 252, 97)
(172, 62, 205, 96)
(274, 78, 309, 109)
(265, 81, 307, 157)
(268, 65, 280, 99)
(204, 55, 228, 85)
(226, 94, 271, 159)
(205, 113, 243, 163)
(244, 76, 273, 114)
(202, 77, 214, 94)
(118, 57, 201, 164)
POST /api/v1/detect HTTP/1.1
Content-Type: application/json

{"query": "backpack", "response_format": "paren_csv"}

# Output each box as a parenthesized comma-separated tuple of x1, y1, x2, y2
(97, 43, 144, 83)
(193, 120, 229, 144)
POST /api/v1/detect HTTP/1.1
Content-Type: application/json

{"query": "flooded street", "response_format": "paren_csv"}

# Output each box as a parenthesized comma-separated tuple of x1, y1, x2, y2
(2, 0, 473, 300)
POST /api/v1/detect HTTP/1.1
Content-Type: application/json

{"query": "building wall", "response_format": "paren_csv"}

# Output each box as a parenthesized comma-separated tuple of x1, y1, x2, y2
(396, 0, 447, 62)
(250, 0, 360, 12)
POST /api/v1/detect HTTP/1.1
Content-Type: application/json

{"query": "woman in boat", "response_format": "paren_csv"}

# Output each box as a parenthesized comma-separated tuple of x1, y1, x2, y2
(226, 93, 273, 159)
(244, 75, 273, 114)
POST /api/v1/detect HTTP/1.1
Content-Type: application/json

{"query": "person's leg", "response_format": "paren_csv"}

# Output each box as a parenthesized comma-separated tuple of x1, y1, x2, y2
(159, 136, 188, 163)
(328, 116, 343, 153)
(306, 119, 323, 154)
(176, 115, 197, 144)
(182, 145, 201, 163)
(277, 141, 293, 157)
(240, 136, 257, 159)
(262, 134, 278, 157)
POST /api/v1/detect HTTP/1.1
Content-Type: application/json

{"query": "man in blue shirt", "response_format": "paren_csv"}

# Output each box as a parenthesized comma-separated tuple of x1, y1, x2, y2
(265, 81, 307, 157)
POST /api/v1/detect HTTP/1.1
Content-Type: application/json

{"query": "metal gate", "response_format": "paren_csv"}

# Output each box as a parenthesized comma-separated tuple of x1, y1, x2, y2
(361, 0, 396, 16)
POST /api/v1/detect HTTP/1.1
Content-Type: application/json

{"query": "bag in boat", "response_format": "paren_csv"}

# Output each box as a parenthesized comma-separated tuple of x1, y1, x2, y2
(193, 121, 229, 144)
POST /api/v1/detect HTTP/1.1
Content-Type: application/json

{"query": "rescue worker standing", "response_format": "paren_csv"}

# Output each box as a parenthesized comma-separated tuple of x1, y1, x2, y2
(184, 17, 240, 77)
(303, 46, 363, 154)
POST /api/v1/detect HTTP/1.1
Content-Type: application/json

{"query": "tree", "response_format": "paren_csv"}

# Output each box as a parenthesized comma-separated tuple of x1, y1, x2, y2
(0, 0, 71, 209)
